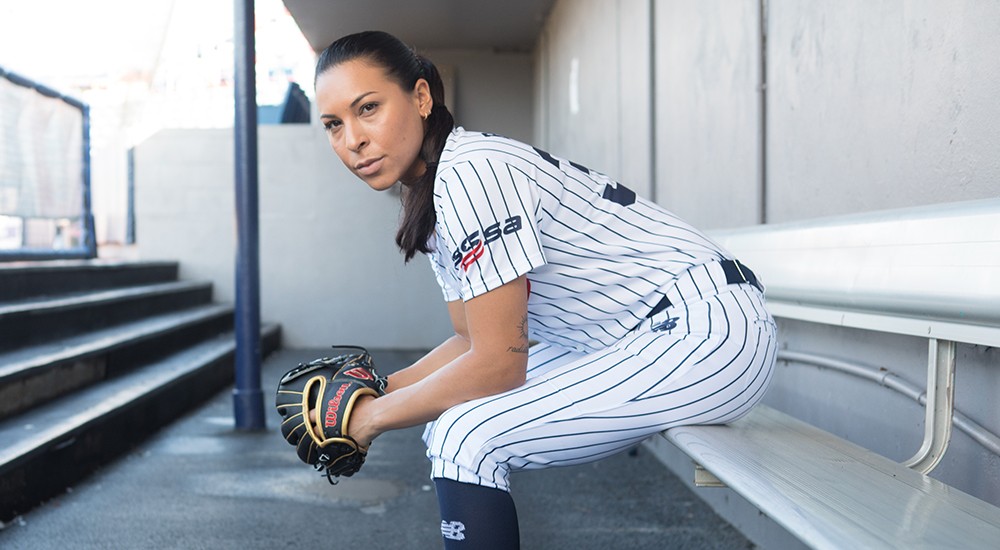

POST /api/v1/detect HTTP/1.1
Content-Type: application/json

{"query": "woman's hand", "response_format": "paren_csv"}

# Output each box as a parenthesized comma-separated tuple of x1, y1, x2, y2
(343, 394, 379, 447)
(308, 394, 380, 447)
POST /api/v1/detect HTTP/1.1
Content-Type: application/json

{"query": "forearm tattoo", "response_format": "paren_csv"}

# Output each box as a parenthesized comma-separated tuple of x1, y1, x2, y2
(508, 313, 530, 354)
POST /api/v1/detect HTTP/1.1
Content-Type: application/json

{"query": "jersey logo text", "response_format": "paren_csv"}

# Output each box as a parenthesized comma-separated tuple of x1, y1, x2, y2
(452, 215, 523, 271)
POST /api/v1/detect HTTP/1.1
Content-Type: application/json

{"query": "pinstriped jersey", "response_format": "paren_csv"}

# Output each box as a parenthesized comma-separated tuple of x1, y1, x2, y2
(427, 128, 730, 352)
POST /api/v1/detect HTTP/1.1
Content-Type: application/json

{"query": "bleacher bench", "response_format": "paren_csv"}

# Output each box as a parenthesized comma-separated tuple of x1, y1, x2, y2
(663, 198, 1000, 549)
(666, 406, 1000, 549)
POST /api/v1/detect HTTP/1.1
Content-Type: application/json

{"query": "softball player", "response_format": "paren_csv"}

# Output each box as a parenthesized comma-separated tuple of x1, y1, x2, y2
(314, 31, 777, 549)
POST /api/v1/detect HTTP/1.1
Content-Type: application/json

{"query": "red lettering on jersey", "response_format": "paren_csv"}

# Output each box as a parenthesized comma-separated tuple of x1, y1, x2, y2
(460, 242, 485, 271)
(451, 216, 523, 271)
(323, 383, 350, 428)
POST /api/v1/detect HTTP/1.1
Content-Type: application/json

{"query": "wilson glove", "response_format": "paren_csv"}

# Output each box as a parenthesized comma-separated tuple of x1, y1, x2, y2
(275, 346, 387, 483)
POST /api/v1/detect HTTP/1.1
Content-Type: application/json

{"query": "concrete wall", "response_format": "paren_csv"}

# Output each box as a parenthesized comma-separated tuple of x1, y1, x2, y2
(133, 49, 535, 349)
(538, 0, 1000, 229)
(534, 0, 654, 198)
(425, 49, 535, 143)
(766, 0, 1000, 222)
(134, 125, 451, 349)
(533, 0, 1000, 544)
(654, 0, 764, 229)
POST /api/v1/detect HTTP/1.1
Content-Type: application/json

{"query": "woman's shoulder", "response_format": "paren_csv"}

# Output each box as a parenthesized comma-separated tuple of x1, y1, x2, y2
(439, 127, 535, 169)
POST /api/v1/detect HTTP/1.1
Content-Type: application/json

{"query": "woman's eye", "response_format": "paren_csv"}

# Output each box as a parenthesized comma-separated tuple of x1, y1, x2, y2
(323, 120, 341, 131)
(360, 102, 378, 114)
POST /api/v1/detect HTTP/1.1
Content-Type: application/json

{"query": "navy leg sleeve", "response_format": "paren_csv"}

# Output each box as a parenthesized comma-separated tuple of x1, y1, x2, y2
(434, 478, 520, 549)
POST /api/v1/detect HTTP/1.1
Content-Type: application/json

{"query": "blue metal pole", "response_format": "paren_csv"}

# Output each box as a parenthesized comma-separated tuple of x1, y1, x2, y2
(233, 0, 265, 430)
(81, 102, 96, 258)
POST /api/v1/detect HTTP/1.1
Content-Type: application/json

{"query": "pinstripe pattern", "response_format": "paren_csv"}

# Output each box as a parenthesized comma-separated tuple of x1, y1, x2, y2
(428, 128, 731, 353)
(422, 128, 777, 492)
(423, 265, 777, 491)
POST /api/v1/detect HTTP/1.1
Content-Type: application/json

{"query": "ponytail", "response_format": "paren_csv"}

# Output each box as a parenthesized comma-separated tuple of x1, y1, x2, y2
(396, 56, 454, 262)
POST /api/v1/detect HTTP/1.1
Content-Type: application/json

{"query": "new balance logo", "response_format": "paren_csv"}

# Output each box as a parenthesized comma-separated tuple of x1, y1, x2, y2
(440, 520, 466, 541)
(651, 316, 679, 332)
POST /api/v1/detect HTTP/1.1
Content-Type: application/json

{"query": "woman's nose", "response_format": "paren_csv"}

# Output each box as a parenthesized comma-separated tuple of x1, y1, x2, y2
(344, 121, 368, 152)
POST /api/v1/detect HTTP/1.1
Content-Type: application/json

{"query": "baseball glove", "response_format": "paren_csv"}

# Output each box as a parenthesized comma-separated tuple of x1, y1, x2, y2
(275, 346, 387, 483)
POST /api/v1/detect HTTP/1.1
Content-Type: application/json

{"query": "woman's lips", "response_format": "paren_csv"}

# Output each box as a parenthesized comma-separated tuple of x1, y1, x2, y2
(355, 157, 384, 177)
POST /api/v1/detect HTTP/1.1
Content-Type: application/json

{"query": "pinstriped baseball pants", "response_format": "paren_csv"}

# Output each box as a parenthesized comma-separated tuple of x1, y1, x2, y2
(423, 260, 778, 492)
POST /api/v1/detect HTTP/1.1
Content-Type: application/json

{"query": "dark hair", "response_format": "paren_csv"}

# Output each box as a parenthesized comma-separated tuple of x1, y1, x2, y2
(316, 30, 454, 262)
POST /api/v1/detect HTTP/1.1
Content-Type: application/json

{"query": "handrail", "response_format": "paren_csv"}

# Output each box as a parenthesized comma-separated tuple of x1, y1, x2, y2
(778, 348, 1000, 457)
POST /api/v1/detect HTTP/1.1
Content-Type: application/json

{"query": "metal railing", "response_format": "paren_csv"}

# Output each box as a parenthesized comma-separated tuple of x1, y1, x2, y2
(776, 348, 1000, 457)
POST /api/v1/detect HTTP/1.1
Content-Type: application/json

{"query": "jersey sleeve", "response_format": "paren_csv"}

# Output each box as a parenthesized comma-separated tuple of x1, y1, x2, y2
(434, 157, 546, 301)
(427, 232, 463, 302)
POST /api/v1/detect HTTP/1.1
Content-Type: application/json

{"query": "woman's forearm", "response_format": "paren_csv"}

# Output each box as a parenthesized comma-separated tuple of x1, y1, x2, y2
(367, 346, 527, 435)
(384, 334, 471, 393)
(353, 278, 529, 443)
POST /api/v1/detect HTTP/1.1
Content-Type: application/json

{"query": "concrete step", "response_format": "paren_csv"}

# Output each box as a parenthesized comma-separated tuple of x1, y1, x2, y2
(0, 260, 179, 302)
(0, 322, 281, 521)
(0, 304, 234, 420)
(0, 280, 215, 352)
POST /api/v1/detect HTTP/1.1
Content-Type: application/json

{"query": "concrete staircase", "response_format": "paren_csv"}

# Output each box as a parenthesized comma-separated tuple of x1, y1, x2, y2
(0, 260, 281, 521)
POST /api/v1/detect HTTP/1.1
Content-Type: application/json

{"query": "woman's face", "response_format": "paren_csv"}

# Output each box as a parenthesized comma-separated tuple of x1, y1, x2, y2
(315, 59, 432, 191)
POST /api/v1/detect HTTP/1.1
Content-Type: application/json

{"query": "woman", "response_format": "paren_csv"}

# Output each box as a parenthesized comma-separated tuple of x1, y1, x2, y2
(312, 30, 777, 549)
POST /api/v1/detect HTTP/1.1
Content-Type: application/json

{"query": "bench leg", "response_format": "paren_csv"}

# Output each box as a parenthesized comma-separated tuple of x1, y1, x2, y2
(903, 338, 956, 474)
(694, 463, 726, 487)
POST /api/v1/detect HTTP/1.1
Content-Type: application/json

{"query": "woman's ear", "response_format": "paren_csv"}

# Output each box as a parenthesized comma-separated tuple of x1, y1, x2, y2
(413, 78, 433, 118)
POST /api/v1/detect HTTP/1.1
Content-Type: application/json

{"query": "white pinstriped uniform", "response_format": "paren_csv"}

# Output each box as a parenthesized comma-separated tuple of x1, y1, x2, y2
(423, 128, 777, 491)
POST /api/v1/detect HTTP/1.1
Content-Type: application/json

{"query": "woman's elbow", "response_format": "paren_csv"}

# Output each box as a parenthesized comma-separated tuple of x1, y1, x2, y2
(496, 352, 528, 391)
(469, 348, 527, 395)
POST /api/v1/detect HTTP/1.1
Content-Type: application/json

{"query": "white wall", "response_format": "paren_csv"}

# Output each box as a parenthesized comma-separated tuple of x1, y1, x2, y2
(424, 49, 535, 143)
(654, 0, 763, 229)
(134, 125, 451, 349)
(538, 0, 1000, 229)
(766, 1, 1000, 223)
(534, 0, 654, 198)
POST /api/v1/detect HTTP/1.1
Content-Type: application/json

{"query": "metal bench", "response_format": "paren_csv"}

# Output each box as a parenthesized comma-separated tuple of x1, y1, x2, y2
(662, 198, 1000, 549)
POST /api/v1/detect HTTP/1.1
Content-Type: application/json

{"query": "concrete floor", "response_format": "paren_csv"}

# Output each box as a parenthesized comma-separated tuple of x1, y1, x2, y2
(0, 348, 755, 549)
